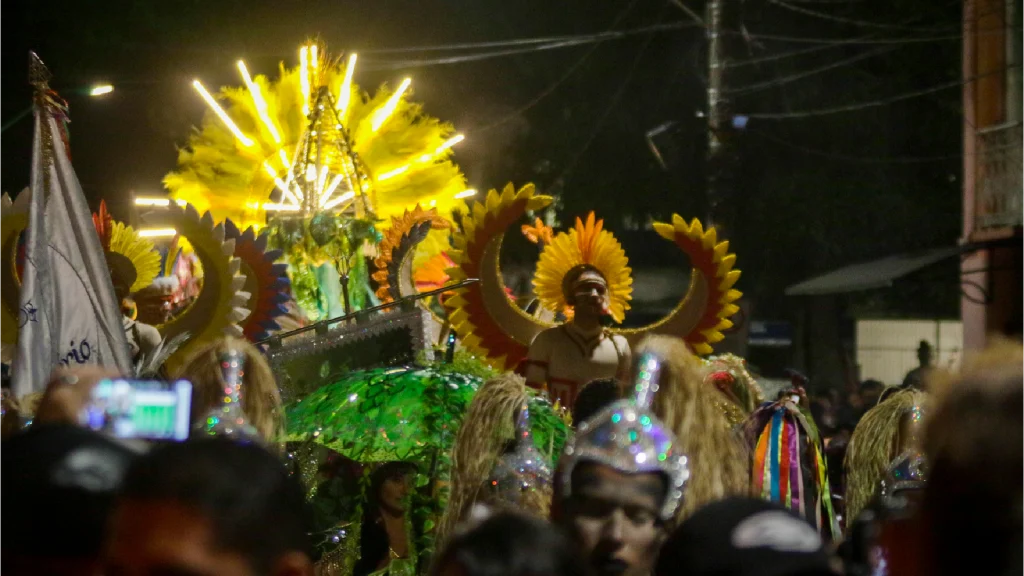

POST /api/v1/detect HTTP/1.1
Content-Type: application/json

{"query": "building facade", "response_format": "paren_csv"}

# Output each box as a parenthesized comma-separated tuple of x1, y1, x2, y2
(961, 0, 1023, 350)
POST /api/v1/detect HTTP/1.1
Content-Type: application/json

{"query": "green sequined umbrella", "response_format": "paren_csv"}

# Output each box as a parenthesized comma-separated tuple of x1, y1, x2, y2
(285, 365, 569, 464)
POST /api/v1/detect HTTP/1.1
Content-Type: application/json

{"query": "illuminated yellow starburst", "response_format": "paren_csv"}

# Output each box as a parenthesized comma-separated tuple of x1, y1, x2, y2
(165, 42, 469, 229)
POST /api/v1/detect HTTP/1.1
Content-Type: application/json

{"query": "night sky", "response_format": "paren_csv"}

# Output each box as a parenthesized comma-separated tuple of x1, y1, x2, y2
(2, 1, 699, 216)
(1, 0, 967, 369)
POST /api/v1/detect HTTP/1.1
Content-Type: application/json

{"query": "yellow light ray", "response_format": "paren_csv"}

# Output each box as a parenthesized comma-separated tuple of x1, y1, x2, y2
(193, 80, 254, 147)
(89, 84, 114, 96)
(237, 60, 282, 144)
(134, 197, 187, 207)
(377, 165, 410, 181)
(336, 53, 357, 116)
(138, 228, 178, 238)
(262, 161, 278, 179)
(407, 133, 466, 169)
(263, 162, 300, 205)
(371, 77, 411, 132)
(435, 134, 465, 154)
(278, 148, 291, 169)
(305, 165, 317, 182)
(299, 45, 310, 116)
(276, 180, 300, 205)
(319, 174, 345, 207)
(310, 45, 319, 82)
(316, 165, 330, 195)
(454, 189, 477, 199)
(323, 191, 355, 211)
(261, 203, 302, 212)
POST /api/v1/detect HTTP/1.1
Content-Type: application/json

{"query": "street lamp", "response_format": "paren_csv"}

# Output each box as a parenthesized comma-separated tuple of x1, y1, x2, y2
(89, 84, 114, 97)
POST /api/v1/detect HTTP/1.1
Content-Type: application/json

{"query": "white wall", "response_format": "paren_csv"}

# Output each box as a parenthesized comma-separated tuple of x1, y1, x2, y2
(855, 319, 963, 386)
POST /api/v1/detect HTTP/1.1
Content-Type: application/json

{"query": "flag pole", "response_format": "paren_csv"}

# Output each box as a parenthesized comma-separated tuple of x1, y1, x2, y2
(28, 51, 52, 91)
(12, 51, 133, 396)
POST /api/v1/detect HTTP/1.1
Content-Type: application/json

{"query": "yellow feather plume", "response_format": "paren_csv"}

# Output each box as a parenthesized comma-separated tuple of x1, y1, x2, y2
(165, 49, 468, 229)
(109, 222, 161, 293)
(533, 213, 632, 323)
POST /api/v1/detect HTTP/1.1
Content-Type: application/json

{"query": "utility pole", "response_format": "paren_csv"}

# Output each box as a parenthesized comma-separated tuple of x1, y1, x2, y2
(705, 0, 740, 229)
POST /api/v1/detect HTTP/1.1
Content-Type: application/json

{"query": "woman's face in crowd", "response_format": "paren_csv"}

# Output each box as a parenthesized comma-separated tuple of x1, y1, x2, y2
(380, 470, 411, 512)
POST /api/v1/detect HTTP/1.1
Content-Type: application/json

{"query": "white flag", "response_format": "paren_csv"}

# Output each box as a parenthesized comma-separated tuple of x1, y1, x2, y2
(11, 94, 131, 397)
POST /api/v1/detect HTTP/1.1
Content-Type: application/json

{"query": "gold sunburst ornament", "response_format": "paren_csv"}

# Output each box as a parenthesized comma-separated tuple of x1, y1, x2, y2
(107, 227, 161, 293)
(533, 213, 632, 323)
(92, 201, 161, 293)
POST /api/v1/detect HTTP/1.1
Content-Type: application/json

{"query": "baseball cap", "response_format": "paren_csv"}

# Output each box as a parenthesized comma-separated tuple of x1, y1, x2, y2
(2, 424, 140, 559)
(655, 497, 837, 576)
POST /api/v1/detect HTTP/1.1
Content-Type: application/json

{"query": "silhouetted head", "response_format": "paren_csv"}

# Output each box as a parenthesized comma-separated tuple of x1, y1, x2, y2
(2, 424, 139, 575)
(104, 438, 315, 576)
(573, 378, 621, 427)
(433, 511, 586, 576)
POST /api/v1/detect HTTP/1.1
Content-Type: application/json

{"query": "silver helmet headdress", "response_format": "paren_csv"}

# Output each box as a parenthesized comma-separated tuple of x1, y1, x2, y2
(486, 401, 554, 506)
(879, 402, 928, 513)
(559, 352, 690, 520)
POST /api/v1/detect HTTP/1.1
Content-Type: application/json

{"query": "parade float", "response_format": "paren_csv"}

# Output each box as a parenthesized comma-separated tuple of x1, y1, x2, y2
(150, 42, 569, 575)
(3, 43, 763, 574)
(161, 42, 469, 324)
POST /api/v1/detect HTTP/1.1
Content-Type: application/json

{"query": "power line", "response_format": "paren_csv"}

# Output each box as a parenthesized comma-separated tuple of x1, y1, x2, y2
(723, 45, 898, 94)
(474, 0, 643, 133)
(550, 9, 664, 190)
(362, 39, 594, 70)
(362, 12, 1012, 68)
(359, 22, 682, 54)
(362, 35, 593, 54)
(667, 0, 1011, 45)
(740, 64, 1021, 119)
(752, 128, 1023, 162)
(362, 22, 696, 70)
(666, 0, 705, 26)
(768, 0, 955, 32)
(753, 130, 956, 163)
(729, 40, 866, 69)
(735, 26, 1016, 45)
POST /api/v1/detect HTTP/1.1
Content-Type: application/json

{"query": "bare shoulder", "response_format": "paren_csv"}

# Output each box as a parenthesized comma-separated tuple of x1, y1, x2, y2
(530, 325, 563, 346)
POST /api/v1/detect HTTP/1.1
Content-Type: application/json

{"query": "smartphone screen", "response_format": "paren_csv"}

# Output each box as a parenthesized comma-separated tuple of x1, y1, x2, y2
(80, 379, 192, 441)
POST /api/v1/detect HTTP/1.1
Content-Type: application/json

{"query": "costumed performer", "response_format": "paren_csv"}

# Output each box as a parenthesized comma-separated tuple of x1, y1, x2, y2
(551, 350, 689, 576)
(175, 336, 283, 444)
(436, 373, 565, 548)
(702, 353, 765, 428)
(445, 184, 742, 415)
(843, 386, 928, 527)
(524, 214, 632, 407)
(91, 201, 162, 365)
(839, 387, 928, 576)
(639, 336, 750, 520)
(743, 384, 839, 541)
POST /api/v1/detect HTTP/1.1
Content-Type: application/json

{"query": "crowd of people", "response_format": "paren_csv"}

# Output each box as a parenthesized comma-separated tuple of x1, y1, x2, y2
(1, 329, 1020, 576)
(4, 41, 1019, 576)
